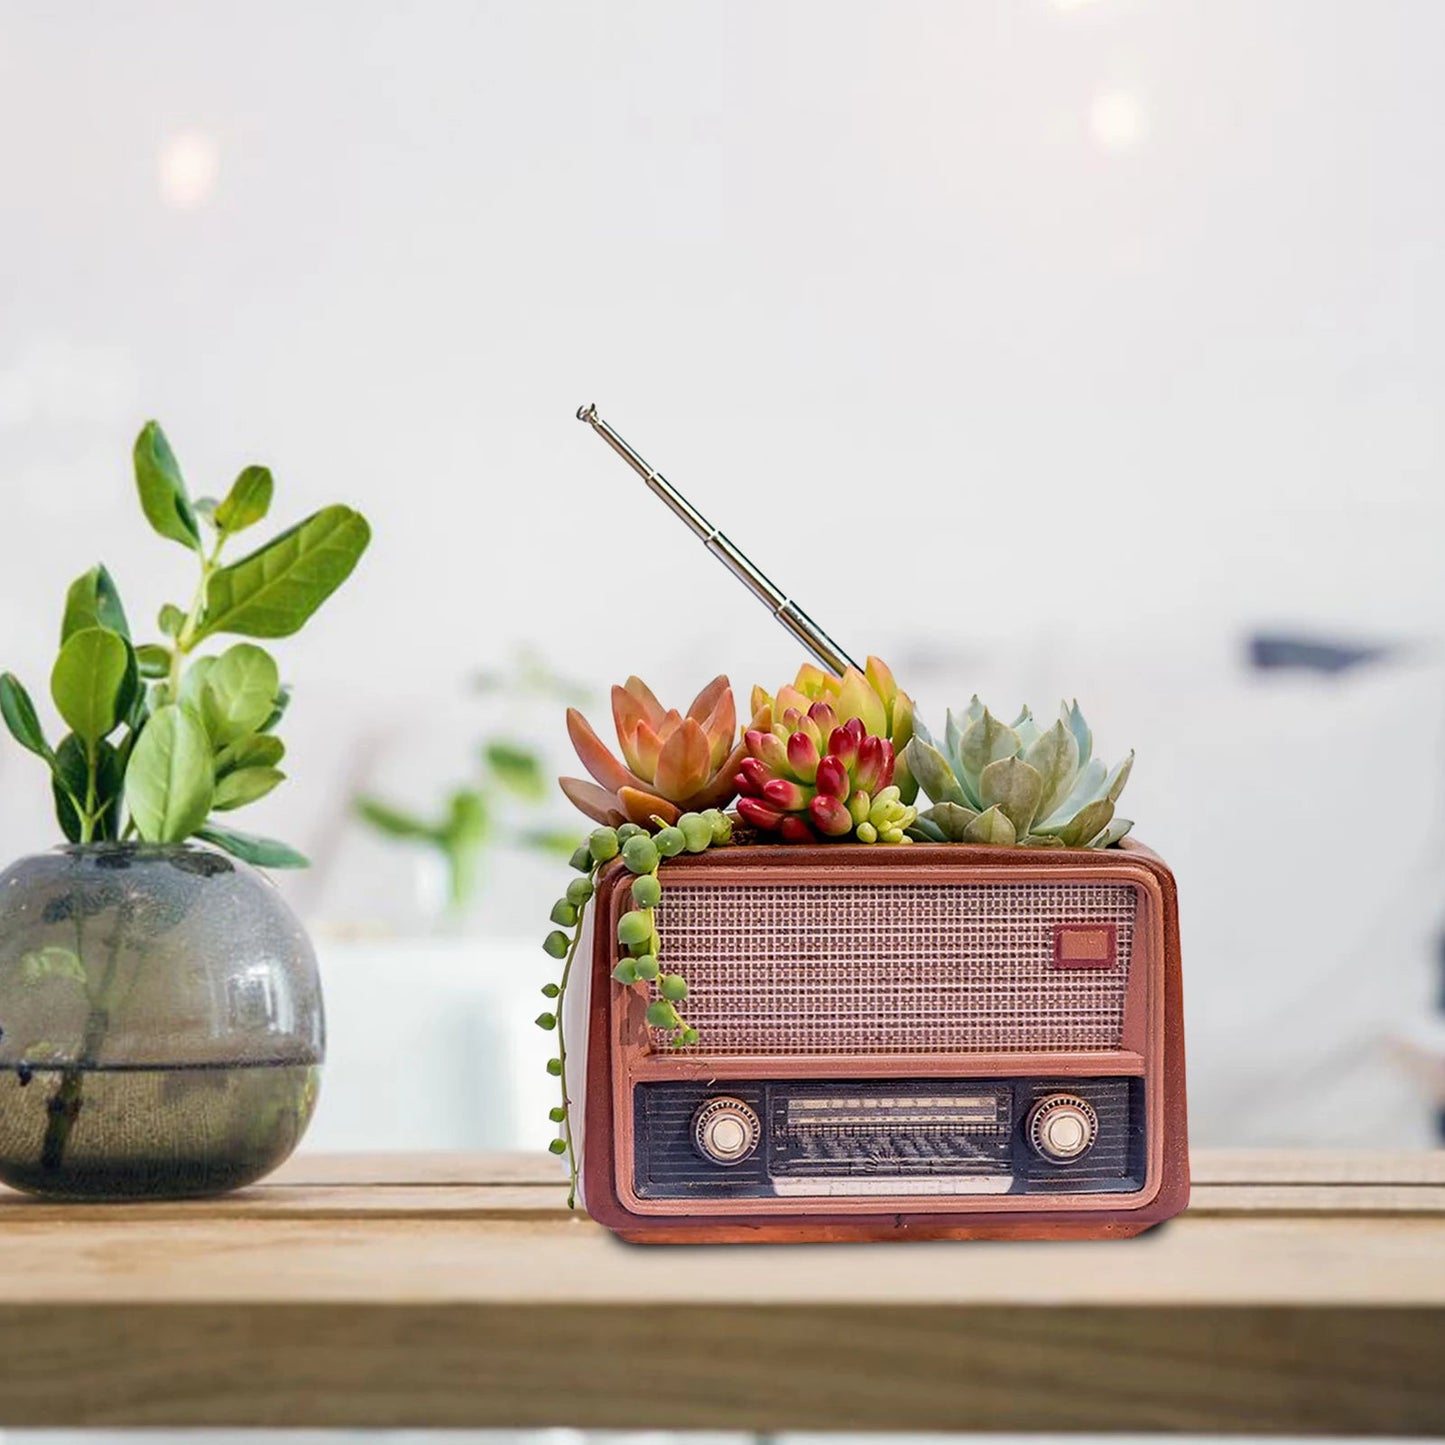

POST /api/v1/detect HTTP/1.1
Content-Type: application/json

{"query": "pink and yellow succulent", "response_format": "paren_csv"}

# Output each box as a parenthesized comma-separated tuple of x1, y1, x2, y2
(751, 655, 916, 802)
(735, 700, 917, 844)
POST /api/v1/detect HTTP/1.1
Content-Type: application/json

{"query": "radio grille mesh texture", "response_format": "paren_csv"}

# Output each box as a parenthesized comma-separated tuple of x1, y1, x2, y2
(653, 882, 1137, 1054)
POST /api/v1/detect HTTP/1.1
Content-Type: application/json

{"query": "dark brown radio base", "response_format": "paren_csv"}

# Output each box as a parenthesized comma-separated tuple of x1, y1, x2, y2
(565, 840, 1189, 1245)
(613, 1217, 1172, 1244)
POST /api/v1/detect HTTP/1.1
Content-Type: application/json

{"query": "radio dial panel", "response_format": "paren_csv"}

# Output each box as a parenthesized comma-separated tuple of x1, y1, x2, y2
(640, 1078, 1139, 1200)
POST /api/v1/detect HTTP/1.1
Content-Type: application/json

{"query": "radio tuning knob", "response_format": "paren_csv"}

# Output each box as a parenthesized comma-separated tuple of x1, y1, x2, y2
(1027, 1094, 1099, 1163)
(692, 1096, 761, 1166)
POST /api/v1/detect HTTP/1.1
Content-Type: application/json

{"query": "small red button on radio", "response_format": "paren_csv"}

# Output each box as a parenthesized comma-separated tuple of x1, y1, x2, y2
(1052, 922, 1118, 968)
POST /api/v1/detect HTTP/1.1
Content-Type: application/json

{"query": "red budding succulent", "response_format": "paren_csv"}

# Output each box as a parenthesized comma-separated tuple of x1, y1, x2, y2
(734, 701, 916, 845)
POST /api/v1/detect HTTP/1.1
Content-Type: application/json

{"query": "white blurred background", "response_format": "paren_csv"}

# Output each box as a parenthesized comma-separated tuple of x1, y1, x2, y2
(0, 0, 1443, 1153)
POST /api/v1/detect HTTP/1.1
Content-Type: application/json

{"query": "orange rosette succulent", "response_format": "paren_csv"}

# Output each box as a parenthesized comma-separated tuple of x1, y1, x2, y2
(560, 675, 760, 829)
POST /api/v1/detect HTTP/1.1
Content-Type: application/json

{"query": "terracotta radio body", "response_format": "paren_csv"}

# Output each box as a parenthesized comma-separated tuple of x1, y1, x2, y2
(566, 840, 1188, 1243)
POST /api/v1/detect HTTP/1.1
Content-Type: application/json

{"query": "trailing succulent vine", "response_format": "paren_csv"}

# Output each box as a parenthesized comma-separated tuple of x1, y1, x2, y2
(536, 810, 730, 1206)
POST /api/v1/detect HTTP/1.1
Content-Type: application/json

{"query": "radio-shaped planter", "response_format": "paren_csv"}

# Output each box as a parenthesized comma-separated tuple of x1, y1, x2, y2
(566, 840, 1187, 1243)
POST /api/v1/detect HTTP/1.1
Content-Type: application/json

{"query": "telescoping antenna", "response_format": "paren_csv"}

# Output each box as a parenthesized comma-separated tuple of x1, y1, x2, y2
(576, 404, 861, 677)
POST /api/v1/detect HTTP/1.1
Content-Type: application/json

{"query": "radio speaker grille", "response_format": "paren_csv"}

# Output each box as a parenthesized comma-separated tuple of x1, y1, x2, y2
(653, 881, 1138, 1054)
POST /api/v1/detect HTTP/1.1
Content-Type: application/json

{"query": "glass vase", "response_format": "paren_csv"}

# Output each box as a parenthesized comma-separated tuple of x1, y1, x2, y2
(0, 843, 323, 1200)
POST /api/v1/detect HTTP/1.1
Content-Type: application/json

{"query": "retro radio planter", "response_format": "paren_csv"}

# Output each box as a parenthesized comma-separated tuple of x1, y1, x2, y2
(564, 840, 1187, 1244)
(552, 405, 1190, 1243)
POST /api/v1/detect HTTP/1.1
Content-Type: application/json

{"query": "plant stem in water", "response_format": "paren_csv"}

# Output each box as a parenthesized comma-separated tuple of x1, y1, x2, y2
(39, 1005, 108, 1172)
(39, 900, 130, 1176)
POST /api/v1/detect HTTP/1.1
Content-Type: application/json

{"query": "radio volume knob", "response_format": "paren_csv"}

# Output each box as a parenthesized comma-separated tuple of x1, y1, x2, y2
(1027, 1094, 1099, 1163)
(692, 1096, 761, 1166)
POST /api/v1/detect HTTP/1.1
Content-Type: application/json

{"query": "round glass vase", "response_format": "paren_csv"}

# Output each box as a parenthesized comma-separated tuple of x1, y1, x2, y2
(0, 843, 323, 1200)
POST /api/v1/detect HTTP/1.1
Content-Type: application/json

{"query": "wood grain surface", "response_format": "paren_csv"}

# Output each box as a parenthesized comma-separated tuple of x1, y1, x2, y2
(0, 1150, 1442, 1433)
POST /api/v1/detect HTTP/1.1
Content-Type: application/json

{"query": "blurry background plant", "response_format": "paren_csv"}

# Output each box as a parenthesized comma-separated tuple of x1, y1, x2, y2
(351, 653, 584, 922)
(355, 737, 577, 915)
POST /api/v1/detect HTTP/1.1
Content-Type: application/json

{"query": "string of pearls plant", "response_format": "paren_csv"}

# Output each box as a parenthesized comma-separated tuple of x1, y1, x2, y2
(537, 808, 731, 1207)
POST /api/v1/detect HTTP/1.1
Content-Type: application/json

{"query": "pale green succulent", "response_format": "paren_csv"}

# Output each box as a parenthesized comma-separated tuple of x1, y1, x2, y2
(903, 697, 1133, 849)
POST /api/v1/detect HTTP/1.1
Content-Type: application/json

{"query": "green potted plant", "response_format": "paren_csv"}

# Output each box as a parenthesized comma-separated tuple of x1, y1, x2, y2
(0, 422, 370, 1199)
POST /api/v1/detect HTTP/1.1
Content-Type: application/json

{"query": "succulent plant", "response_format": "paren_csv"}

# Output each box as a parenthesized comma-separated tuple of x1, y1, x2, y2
(751, 655, 917, 801)
(904, 697, 1133, 848)
(735, 702, 917, 844)
(559, 675, 754, 829)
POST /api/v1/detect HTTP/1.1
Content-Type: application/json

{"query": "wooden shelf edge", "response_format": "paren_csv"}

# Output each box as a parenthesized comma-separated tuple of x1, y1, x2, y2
(0, 1301, 1441, 1434)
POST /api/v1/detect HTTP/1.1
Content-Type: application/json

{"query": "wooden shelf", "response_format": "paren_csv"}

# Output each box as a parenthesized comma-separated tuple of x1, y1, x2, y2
(1, 1150, 1442, 1433)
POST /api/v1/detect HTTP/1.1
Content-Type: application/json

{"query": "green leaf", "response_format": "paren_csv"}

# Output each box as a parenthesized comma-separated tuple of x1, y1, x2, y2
(919, 801, 981, 842)
(1066, 699, 1092, 772)
(116, 641, 140, 726)
(133, 421, 201, 552)
(213, 766, 285, 811)
(943, 708, 967, 767)
(62, 565, 130, 642)
(1023, 719, 1080, 821)
(354, 797, 437, 841)
(20, 947, 87, 985)
(1038, 757, 1105, 829)
(520, 827, 591, 858)
(0, 673, 53, 762)
(1105, 750, 1135, 804)
(442, 839, 484, 912)
(259, 684, 291, 734)
(484, 740, 546, 800)
(197, 823, 309, 869)
(961, 804, 1017, 846)
(1094, 816, 1134, 848)
(50, 627, 129, 744)
(214, 466, 274, 534)
(902, 738, 969, 808)
(957, 709, 1020, 806)
(124, 704, 214, 843)
(177, 656, 216, 714)
(52, 734, 123, 842)
(121, 676, 152, 743)
(200, 643, 280, 745)
(135, 644, 172, 679)
(978, 757, 1043, 836)
(215, 733, 285, 777)
(157, 604, 186, 639)
(1035, 798, 1115, 849)
(906, 815, 947, 843)
(195, 505, 371, 641)
(442, 789, 489, 845)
